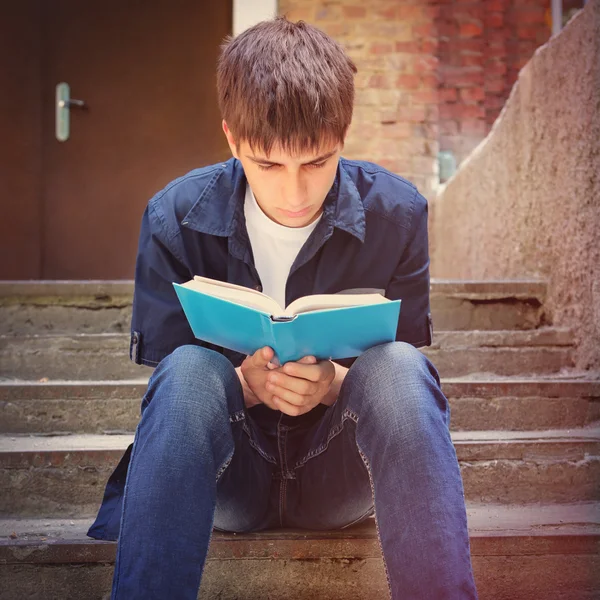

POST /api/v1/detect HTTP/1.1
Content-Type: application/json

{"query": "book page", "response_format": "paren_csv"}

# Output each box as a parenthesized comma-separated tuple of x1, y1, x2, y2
(181, 275, 283, 315)
(285, 293, 390, 316)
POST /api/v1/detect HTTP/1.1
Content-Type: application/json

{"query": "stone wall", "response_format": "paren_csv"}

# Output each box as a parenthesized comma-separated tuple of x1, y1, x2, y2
(430, 0, 600, 371)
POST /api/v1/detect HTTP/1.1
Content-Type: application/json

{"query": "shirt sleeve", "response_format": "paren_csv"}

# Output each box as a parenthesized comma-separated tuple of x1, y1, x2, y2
(385, 188, 433, 348)
(129, 200, 203, 367)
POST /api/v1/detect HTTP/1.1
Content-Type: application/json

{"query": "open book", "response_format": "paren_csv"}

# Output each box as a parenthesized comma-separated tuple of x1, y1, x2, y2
(173, 275, 401, 365)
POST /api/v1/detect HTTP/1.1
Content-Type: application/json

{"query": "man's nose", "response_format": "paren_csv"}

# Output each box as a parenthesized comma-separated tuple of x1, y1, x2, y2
(284, 175, 307, 208)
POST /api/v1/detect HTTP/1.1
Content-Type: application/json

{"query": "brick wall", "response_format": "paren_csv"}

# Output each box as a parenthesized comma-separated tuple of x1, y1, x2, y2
(437, 0, 551, 170)
(278, 1, 554, 199)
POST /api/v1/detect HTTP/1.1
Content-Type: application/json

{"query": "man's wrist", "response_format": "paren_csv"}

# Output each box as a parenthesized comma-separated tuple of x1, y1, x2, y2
(235, 366, 262, 408)
(321, 361, 348, 406)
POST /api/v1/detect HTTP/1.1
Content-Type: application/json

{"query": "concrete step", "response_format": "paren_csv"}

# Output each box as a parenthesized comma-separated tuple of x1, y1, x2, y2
(0, 502, 598, 600)
(0, 327, 575, 380)
(0, 279, 548, 335)
(1, 428, 598, 517)
(1, 378, 598, 435)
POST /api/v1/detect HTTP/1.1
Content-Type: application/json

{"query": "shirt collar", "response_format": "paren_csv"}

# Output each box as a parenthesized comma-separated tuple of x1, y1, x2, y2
(181, 157, 366, 243)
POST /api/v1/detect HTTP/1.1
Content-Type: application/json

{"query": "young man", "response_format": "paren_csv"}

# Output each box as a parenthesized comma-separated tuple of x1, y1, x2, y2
(88, 17, 479, 600)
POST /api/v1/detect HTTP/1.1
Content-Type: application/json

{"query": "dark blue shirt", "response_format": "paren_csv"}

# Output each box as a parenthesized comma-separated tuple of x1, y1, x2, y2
(87, 156, 433, 541)
(129, 156, 432, 370)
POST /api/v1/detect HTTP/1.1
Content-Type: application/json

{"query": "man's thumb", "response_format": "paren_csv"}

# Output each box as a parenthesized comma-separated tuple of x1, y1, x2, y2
(255, 346, 273, 366)
(298, 355, 317, 364)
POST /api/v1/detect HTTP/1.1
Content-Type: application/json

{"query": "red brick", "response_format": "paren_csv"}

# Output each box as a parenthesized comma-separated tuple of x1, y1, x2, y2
(395, 41, 420, 53)
(369, 74, 392, 89)
(421, 74, 441, 89)
(459, 87, 485, 102)
(486, 78, 506, 93)
(342, 6, 366, 19)
(413, 89, 440, 104)
(423, 6, 441, 19)
(413, 23, 437, 39)
(426, 103, 439, 122)
(459, 104, 486, 119)
(460, 22, 484, 37)
(440, 87, 458, 102)
(397, 5, 425, 19)
(484, 0, 507, 11)
(513, 56, 530, 69)
(420, 40, 438, 54)
(454, 10, 484, 23)
(370, 42, 394, 55)
(413, 156, 436, 173)
(485, 12, 504, 28)
(486, 62, 508, 75)
(442, 67, 484, 87)
(517, 26, 539, 40)
(440, 120, 460, 136)
(414, 55, 439, 72)
(484, 94, 507, 109)
(376, 7, 397, 20)
(454, 39, 484, 53)
(461, 54, 484, 67)
(414, 122, 440, 138)
(487, 45, 507, 59)
(439, 103, 486, 120)
(381, 122, 412, 139)
(437, 22, 458, 37)
(486, 30, 507, 45)
(315, 7, 342, 21)
(486, 108, 502, 124)
(322, 23, 352, 38)
(516, 9, 546, 24)
(396, 74, 421, 89)
(460, 119, 488, 136)
(377, 158, 413, 175)
(410, 106, 427, 122)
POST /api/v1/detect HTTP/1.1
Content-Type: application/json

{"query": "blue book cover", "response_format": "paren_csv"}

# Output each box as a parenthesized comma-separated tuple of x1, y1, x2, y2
(173, 281, 401, 365)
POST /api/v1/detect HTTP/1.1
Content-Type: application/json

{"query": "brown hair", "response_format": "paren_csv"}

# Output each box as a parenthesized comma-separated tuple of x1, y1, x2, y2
(216, 16, 357, 157)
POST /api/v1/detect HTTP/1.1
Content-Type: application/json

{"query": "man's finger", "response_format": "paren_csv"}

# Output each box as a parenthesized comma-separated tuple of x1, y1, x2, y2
(282, 361, 323, 382)
(297, 355, 317, 364)
(272, 395, 312, 416)
(266, 383, 308, 406)
(267, 371, 318, 397)
(253, 346, 273, 368)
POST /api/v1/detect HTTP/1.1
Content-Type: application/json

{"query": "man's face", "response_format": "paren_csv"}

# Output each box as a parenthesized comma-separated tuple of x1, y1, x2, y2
(223, 120, 342, 228)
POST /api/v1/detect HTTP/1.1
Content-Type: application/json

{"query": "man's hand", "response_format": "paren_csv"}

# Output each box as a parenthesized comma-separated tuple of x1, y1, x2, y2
(238, 346, 283, 410)
(265, 354, 338, 416)
(238, 346, 346, 416)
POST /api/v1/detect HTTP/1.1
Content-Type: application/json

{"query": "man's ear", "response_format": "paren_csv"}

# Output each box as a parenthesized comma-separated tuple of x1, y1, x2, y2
(222, 120, 239, 159)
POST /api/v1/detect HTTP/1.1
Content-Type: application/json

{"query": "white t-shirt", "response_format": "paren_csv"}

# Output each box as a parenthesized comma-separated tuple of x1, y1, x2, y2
(244, 183, 322, 311)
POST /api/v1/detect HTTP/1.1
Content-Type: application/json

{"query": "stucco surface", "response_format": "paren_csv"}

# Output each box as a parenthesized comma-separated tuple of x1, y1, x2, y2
(430, 0, 600, 370)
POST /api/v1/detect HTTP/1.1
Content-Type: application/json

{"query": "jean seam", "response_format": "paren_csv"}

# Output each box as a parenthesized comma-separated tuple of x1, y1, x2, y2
(241, 421, 277, 464)
(355, 439, 392, 600)
(338, 506, 375, 530)
(277, 417, 290, 526)
(111, 423, 143, 597)
(292, 408, 358, 471)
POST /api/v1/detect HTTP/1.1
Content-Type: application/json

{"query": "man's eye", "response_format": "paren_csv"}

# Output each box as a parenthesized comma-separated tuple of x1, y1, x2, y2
(257, 164, 276, 171)
(307, 162, 327, 169)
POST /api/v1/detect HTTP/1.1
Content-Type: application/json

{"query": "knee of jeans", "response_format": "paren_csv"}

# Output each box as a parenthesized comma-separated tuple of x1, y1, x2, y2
(352, 341, 430, 383)
(144, 345, 238, 424)
(349, 341, 446, 423)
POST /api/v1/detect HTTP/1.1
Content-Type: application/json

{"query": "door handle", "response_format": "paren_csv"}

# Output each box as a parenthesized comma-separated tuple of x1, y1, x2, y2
(56, 82, 87, 142)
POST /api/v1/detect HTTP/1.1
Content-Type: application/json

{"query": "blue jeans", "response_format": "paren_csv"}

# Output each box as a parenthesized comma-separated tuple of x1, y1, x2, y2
(111, 342, 478, 599)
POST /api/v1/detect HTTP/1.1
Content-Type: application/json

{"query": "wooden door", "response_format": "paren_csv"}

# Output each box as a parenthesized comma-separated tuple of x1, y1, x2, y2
(1, 0, 232, 279)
